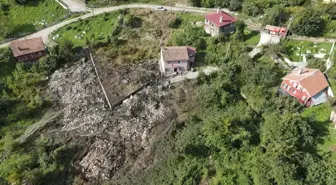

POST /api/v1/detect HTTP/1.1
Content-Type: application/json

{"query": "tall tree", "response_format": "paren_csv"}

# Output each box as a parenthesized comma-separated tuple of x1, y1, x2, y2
(292, 9, 325, 36)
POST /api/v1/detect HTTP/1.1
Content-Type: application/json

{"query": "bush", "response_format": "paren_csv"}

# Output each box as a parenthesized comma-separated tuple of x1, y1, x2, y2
(168, 17, 182, 29)
(242, 2, 263, 16)
(66, 26, 72, 30)
(307, 58, 326, 72)
(292, 9, 325, 36)
(172, 26, 206, 50)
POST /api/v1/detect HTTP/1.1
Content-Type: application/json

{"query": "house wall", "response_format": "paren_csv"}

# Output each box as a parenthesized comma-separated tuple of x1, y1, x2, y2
(280, 80, 311, 106)
(204, 20, 220, 36)
(16, 50, 46, 62)
(164, 60, 189, 71)
(219, 23, 235, 34)
(159, 49, 166, 75)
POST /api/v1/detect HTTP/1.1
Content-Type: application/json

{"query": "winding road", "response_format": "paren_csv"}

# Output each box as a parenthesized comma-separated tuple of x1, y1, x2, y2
(0, 2, 334, 48)
(0, 3, 258, 48)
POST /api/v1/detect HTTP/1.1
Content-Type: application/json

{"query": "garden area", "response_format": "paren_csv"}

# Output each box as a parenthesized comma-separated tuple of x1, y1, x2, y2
(0, 0, 69, 41)
(283, 39, 332, 62)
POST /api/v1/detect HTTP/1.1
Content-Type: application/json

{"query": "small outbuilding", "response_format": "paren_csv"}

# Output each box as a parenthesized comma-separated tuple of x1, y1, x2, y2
(9, 37, 46, 62)
(159, 46, 196, 76)
(264, 25, 287, 37)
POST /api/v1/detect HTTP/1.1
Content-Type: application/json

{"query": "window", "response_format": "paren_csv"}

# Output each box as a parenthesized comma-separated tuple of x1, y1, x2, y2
(283, 83, 287, 88)
(178, 61, 181, 64)
(302, 96, 307, 101)
(292, 89, 296, 94)
(287, 86, 291, 91)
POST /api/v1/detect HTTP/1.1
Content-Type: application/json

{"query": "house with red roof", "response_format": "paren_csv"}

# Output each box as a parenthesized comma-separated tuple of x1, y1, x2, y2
(9, 37, 46, 62)
(279, 68, 330, 107)
(204, 10, 237, 36)
(159, 46, 196, 76)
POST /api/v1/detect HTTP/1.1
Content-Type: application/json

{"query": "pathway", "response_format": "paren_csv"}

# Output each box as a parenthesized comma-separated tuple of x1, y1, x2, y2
(169, 66, 219, 84)
(60, 0, 86, 12)
(248, 32, 281, 58)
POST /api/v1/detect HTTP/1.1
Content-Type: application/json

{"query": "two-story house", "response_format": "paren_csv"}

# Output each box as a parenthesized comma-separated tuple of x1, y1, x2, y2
(159, 46, 196, 76)
(204, 10, 237, 36)
(279, 68, 330, 107)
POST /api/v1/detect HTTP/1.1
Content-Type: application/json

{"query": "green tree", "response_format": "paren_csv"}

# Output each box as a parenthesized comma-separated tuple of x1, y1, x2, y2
(172, 26, 206, 50)
(262, 5, 287, 26)
(292, 9, 325, 36)
(307, 57, 326, 72)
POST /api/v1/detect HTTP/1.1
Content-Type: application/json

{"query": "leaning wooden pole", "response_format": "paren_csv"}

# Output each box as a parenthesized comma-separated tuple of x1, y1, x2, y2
(89, 50, 112, 109)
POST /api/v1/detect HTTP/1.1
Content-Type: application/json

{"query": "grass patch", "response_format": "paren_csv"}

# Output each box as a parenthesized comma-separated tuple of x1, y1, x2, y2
(283, 39, 332, 62)
(301, 104, 336, 160)
(244, 29, 260, 46)
(258, 55, 273, 64)
(86, 0, 167, 8)
(0, 0, 69, 41)
(54, 12, 120, 46)
(301, 103, 331, 123)
(54, 11, 205, 47)
(180, 13, 204, 25)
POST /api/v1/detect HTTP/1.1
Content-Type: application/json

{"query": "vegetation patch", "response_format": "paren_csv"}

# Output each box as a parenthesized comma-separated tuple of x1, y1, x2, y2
(244, 29, 260, 46)
(0, 0, 68, 41)
(283, 40, 332, 61)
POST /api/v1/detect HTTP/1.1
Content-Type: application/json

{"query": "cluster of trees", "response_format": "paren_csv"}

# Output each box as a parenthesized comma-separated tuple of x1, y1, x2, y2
(111, 27, 336, 184)
(0, 39, 77, 184)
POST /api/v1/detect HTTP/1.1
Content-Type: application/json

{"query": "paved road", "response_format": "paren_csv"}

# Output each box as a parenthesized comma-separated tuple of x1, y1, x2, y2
(60, 0, 86, 12)
(1, 2, 334, 48)
(0, 4, 257, 48)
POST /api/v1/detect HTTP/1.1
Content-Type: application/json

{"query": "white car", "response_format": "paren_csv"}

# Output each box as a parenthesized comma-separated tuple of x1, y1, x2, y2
(155, 6, 167, 11)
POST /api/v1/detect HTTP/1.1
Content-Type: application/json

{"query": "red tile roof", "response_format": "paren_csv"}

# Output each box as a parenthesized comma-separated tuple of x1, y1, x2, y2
(10, 37, 45, 57)
(265, 25, 287, 33)
(282, 68, 329, 97)
(161, 46, 196, 62)
(205, 11, 237, 27)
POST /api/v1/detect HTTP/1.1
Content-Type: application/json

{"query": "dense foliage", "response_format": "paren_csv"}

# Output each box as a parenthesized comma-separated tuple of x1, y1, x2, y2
(111, 29, 336, 185)
(0, 40, 78, 184)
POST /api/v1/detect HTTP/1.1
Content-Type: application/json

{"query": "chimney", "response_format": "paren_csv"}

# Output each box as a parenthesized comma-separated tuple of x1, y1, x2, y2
(297, 68, 303, 75)
(217, 8, 220, 13)
(220, 16, 223, 22)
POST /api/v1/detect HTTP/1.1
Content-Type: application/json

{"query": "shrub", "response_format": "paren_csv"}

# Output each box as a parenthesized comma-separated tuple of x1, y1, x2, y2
(168, 17, 182, 29)
(292, 9, 325, 36)
(66, 26, 72, 30)
(307, 58, 326, 72)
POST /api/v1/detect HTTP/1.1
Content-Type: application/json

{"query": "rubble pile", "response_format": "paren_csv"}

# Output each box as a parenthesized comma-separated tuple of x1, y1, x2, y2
(49, 62, 109, 136)
(48, 62, 174, 180)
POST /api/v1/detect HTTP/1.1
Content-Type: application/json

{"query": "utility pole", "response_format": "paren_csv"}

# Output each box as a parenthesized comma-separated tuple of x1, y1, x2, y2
(285, 15, 294, 38)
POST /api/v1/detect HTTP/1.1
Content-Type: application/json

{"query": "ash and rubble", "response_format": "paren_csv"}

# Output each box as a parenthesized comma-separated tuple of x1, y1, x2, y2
(48, 62, 174, 180)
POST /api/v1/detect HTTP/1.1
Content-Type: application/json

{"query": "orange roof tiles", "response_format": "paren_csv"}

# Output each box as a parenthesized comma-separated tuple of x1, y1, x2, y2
(283, 68, 329, 97)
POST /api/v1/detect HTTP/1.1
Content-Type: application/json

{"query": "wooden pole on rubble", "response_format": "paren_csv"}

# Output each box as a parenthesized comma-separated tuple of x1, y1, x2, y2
(88, 49, 112, 109)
